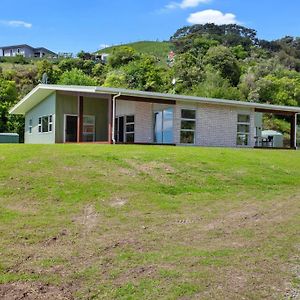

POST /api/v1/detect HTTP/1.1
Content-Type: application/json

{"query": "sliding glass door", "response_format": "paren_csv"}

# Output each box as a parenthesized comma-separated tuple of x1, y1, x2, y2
(154, 108, 174, 144)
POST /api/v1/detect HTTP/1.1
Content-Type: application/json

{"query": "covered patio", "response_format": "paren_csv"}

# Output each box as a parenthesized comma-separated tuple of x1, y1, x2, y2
(68, 90, 176, 145)
(254, 108, 298, 149)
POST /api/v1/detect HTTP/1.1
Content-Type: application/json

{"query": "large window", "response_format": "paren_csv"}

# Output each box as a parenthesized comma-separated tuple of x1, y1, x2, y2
(180, 109, 196, 144)
(38, 115, 53, 133)
(237, 114, 250, 146)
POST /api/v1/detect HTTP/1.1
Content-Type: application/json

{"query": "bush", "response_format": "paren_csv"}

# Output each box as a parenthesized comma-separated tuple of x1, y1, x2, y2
(108, 46, 139, 68)
(58, 69, 97, 86)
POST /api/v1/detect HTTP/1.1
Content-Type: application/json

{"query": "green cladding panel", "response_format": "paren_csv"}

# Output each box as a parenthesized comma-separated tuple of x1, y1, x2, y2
(24, 92, 56, 144)
(55, 93, 109, 143)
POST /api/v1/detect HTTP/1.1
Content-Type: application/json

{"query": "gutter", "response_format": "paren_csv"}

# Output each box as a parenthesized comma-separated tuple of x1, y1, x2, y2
(112, 92, 121, 144)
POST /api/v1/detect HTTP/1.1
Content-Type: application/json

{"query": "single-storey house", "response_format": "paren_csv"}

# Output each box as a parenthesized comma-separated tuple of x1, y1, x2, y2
(9, 84, 300, 148)
(0, 44, 56, 58)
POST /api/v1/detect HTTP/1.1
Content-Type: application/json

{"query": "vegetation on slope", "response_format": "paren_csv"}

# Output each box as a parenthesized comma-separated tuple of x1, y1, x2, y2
(0, 145, 299, 299)
(1, 24, 300, 140)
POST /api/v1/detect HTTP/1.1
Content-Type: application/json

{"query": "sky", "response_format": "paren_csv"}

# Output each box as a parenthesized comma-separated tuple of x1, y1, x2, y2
(0, 0, 299, 54)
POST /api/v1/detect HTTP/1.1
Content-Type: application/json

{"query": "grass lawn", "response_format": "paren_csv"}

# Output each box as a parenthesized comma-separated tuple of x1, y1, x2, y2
(0, 145, 299, 299)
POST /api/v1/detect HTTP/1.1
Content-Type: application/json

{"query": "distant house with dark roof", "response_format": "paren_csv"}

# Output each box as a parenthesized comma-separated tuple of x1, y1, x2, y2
(0, 44, 56, 58)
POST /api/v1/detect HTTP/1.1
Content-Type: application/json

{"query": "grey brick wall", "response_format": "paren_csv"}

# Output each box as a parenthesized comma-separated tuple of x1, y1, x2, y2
(174, 101, 255, 148)
(135, 102, 154, 143)
(116, 100, 154, 143)
(116, 99, 255, 148)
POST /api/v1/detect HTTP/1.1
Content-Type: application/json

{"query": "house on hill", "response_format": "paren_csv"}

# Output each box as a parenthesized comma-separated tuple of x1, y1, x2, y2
(0, 44, 56, 58)
(9, 84, 300, 149)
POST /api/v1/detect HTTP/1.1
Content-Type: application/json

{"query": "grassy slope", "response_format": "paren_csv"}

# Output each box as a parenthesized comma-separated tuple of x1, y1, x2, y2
(0, 145, 300, 299)
(98, 41, 172, 62)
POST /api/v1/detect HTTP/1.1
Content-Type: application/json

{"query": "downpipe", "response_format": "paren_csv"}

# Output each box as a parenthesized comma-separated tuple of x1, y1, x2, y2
(112, 92, 121, 144)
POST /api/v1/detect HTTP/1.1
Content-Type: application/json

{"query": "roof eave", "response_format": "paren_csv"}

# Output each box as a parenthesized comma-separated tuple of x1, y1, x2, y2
(10, 84, 300, 115)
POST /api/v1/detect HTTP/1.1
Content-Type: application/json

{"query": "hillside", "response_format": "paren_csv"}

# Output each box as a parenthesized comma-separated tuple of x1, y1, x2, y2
(97, 41, 172, 63)
(1, 24, 300, 141)
(0, 145, 300, 299)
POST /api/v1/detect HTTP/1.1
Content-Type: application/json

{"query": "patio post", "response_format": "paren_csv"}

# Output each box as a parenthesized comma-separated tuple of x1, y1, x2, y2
(290, 113, 297, 149)
(77, 95, 83, 143)
(108, 96, 113, 144)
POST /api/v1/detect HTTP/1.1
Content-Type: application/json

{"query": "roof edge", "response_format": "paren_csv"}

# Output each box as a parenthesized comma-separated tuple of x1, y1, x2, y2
(9, 84, 300, 115)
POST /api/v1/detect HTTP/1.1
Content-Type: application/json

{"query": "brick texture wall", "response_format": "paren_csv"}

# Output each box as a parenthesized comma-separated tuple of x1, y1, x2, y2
(117, 99, 255, 148)
(116, 100, 154, 143)
(174, 101, 255, 148)
(135, 102, 154, 143)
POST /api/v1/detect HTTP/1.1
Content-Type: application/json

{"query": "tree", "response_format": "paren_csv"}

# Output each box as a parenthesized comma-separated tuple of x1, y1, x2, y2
(77, 51, 95, 60)
(58, 59, 79, 73)
(0, 78, 19, 133)
(124, 55, 171, 92)
(256, 73, 300, 106)
(171, 24, 258, 52)
(58, 69, 97, 86)
(192, 68, 243, 100)
(92, 63, 105, 77)
(36, 60, 55, 83)
(173, 51, 205, 93)
(77, 60, 96, 76)
(103, 70, 129, 88)
(231, 45, 248, 60)
(204, 45, 241, 85)
(108, 46, 139, 68)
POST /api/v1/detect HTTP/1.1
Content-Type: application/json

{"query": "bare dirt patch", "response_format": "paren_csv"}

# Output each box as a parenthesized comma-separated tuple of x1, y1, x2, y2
(5, 200, 38, 214)
(114, 265, 157, 285)
(118, 167, 137, 177)
(284, 245, 300, 299)
(204, 197, 300, 234)
(110, 197, 128, 208)
(125, 159, 175, 184)
(74, 205, 99, 234)
(0, 282, 73, 300)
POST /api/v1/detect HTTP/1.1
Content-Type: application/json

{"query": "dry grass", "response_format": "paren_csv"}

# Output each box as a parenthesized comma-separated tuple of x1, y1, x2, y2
(0, 145, 299, 299)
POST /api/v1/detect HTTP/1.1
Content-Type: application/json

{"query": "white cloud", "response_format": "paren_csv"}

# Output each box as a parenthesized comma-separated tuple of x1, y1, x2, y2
(165, 0, 211, 10)
(0, 20, 32, 28)
(187, 9, 240, 25)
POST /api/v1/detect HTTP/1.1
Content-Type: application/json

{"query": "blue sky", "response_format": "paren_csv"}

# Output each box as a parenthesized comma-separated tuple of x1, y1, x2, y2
(0, 0, 299, 54)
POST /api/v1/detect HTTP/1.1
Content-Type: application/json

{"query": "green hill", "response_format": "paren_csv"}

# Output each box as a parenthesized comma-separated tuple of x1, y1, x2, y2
(98, 41, 172, 62)
(0, 145, 299, 299)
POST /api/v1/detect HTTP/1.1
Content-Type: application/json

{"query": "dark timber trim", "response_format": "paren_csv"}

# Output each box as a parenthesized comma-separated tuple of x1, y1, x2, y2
(290, 113, 297, 149)
(118, 95, 176, 105)
(255, 108, 295, 116)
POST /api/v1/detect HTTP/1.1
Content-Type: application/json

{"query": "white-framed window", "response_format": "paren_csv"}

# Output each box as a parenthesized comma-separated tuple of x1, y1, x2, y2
(29, 119, 33, 134)
(38, 115, 53, 133)
(125, 115, 135, 143)
(237, 114, 250, 146)
(180, 109, 196, 144)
